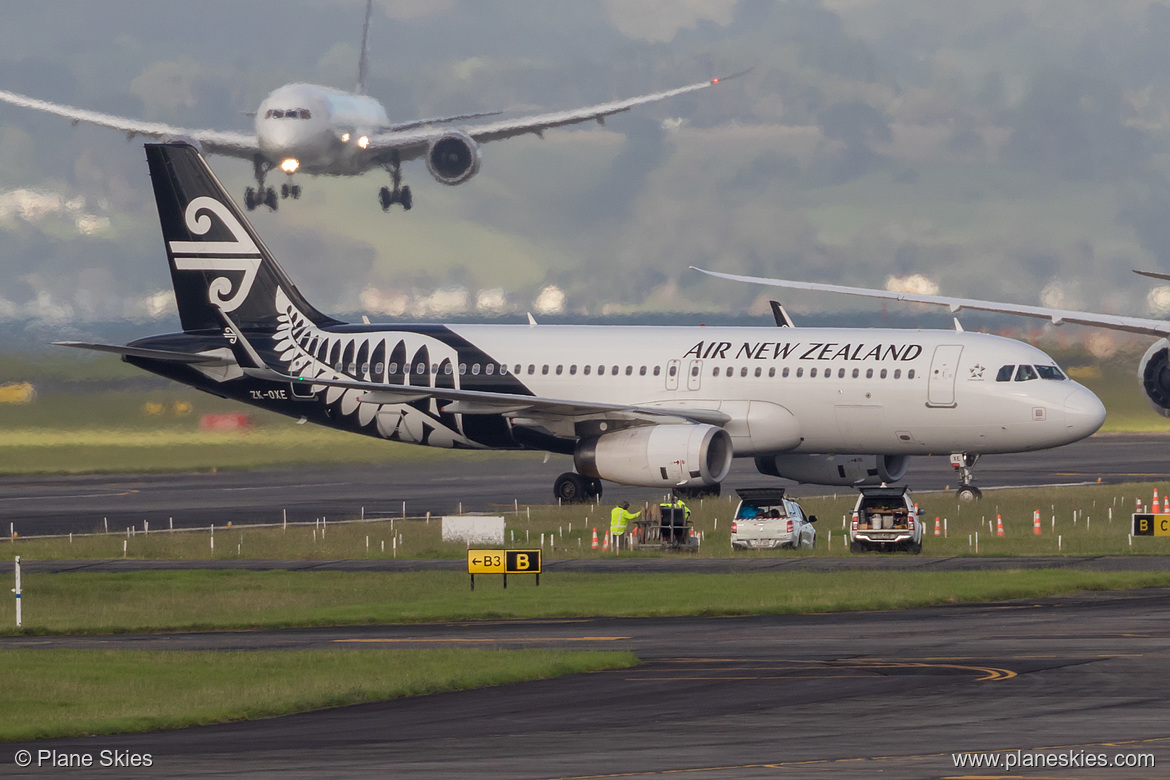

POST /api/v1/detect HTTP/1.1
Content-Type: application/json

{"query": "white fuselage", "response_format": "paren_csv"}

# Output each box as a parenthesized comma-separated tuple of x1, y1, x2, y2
(275, 317, 1105, 457)
(255, 83, 388, 175)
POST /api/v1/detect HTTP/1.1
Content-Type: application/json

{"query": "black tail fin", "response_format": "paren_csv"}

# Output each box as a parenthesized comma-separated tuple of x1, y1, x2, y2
(356, 0, 373, 94)
(145, 142, 340, 334)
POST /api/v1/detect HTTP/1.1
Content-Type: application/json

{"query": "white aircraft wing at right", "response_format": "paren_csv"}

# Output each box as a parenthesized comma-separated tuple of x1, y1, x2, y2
(365, 71, 747, 159)
(692, 266, 1170, 339)
(0, 88, 259, 158)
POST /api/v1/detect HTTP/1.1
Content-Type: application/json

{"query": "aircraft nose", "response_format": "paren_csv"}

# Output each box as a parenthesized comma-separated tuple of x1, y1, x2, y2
(1063, 384, 1106, 439)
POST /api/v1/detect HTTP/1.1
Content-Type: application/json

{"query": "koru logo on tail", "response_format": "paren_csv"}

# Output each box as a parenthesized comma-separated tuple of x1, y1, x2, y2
(169, 196, 262, 313)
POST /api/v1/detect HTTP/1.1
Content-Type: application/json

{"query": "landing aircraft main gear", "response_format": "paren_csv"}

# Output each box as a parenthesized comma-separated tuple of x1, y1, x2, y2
(553, 472, 602, 504)
(674, 484, 721, 500)
(379, 151, 412, 211)
(244, 156, 278, 211)
(280, 182, 301, 200)
(951, 453, 982, 502)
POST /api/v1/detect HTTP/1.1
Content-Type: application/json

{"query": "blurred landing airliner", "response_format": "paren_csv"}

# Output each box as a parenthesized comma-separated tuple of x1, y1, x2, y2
(0, 0, 740, 212)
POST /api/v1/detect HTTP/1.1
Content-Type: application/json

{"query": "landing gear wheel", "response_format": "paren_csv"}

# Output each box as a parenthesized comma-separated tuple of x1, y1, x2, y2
(281, 183, 290, 199)
(401, 186, 412, 210)
(675, 484, 720, 500)
(379, 186, 392, 211)
(554, 472, 589, 504)
(264, 187, 278, 210)
(956, 486, 982, 502)
(244, 187, 257, 211)
(586, 478, 603, 500)
(290, 184, 301, 199)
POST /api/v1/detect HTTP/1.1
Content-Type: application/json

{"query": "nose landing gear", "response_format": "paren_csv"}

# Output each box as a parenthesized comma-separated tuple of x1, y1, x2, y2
(244, 156, 278, 212)
(379, 151, 412, 211)
(951, 453, 982, 501)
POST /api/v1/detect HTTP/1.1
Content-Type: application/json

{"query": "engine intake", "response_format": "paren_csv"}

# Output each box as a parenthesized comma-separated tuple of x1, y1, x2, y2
(1140, 339, 1170, 418)
(575, 424, 732, 488)
(756, 453, 909, 486)
(426, 131, 481, 185)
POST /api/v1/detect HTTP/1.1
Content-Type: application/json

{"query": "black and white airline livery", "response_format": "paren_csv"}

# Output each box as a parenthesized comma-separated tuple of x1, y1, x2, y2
(58, 144, 1106, 502)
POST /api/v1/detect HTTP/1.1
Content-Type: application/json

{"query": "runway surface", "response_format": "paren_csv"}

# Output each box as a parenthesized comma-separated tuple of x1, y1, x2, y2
(2, 432, 1168, 537)
(5, 587, 1169, 778)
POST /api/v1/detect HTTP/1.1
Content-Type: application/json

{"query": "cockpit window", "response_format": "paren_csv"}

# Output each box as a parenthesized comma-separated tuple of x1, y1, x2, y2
(1035, 365, 1066, 380)
(1014, 364, 1038, 381)
(996, 365, 1014, 382)
(265, 108, 311, 119)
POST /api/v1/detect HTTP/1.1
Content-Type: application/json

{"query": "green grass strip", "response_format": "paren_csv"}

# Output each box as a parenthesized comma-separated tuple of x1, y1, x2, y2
(0, 647, 637, 742)
(3, 570, 1168, 636)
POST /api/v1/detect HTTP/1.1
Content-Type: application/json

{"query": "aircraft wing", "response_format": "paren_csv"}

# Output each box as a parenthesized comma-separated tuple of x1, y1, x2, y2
(242, 366, 730, 427)
(692, 267, 1170, 339)
(381, 110, 503, 134)
(0, 89, 259, 158)
(365, 70, 747, 158)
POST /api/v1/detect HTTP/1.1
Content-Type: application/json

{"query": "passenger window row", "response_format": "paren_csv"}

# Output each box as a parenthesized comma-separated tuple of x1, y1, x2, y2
(712, 365, 916, 380)
(332, 360, 923, 381)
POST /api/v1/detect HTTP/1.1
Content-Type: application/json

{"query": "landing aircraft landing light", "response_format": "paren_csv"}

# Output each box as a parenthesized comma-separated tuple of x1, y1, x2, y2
(280, 158, 299, 173)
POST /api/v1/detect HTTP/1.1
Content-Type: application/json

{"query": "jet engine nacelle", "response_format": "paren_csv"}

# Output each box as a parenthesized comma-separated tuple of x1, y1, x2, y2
(426, 131, 481, 185)
(1139, 339, 1170, 418)
(755, 453, 909, 486)
(575, 424, 733, 488)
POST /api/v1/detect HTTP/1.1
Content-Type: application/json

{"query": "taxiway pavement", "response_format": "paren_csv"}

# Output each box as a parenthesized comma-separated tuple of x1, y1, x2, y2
(5, 587, 1169, 778)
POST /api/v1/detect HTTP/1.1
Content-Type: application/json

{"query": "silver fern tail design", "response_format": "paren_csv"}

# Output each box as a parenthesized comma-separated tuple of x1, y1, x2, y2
(272, 288, 473, 447)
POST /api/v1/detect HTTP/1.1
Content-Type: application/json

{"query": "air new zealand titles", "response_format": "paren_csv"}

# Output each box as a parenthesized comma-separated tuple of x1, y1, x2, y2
(57, 143, 1106, 503)
(683, 341, 924, 362)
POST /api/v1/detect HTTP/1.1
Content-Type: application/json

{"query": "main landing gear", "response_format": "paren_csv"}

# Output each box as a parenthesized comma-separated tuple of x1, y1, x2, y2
(244, 156, 277, 212)
(553, 472, 603, 504)
(951, 453, 982, 502)
(378, 150, 412, 211)
(674, 484, 721, 500)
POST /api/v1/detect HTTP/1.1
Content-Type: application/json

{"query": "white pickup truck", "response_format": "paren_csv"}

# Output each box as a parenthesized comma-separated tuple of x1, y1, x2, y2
(849, 486, 923, 554)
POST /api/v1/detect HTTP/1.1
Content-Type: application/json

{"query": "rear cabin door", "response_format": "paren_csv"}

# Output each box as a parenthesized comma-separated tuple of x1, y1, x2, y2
(927, 345, 963, 407)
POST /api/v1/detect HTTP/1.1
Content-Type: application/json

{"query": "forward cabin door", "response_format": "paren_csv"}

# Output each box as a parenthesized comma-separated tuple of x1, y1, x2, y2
(927, 345, 963, 407)
(665, 359, 681, 390)
(687, 359, 703, 391)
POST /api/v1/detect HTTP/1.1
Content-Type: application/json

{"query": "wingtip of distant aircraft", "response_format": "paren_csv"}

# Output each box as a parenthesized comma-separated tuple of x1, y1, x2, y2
(711, 66, 755, 85)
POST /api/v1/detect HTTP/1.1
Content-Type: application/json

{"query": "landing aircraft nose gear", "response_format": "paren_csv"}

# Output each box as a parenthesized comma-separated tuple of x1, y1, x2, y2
(951, 453, 982, 501)
(379, 151, 413, 211)
(245, 156, 278, 212)
(553, 473, 603, 504)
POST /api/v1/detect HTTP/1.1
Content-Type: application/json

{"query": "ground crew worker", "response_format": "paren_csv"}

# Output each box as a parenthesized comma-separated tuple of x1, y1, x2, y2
(610, 501, 641, 550)
(658, 495, 691, 544)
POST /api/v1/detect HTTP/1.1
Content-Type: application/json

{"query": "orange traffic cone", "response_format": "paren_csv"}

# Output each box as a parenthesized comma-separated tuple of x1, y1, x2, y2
(996, 514, 1005, 537)
(1033, 509, 1041, 536)
(933, 517, 941, 537)
(602, 531, 610, 551)
(591, 527, 598, 550)
(1155, 490, 1161, 514)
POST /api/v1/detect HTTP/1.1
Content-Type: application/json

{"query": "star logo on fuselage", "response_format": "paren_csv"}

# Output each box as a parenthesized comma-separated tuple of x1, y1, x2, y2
(969, 363, 986, 379)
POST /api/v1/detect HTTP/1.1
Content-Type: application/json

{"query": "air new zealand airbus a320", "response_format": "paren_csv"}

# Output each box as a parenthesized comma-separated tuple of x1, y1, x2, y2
(58, 143, 1106, 502)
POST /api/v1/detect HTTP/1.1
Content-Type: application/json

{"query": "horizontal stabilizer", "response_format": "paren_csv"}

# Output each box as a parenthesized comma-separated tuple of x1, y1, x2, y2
(53, 341, 233, 365)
